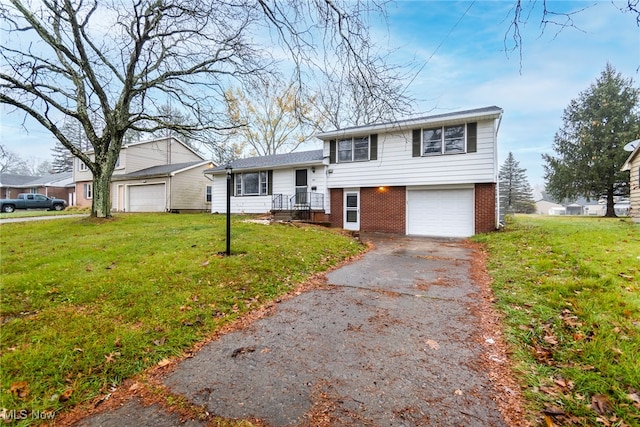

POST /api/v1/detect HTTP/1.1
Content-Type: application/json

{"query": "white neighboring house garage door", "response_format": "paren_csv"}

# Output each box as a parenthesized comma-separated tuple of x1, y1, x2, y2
(128, 183, 166, 212)
(406, 188, 474, 238)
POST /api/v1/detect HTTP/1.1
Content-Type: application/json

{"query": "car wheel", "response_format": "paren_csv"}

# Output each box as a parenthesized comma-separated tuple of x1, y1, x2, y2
(2, 205, 15, 213)
(53, 204, 64, 211)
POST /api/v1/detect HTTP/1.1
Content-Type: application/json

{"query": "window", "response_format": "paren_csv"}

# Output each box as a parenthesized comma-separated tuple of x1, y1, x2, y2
(422, 125, 466, 155)
(79, 160, 88, 171)
(115, 155, 123, 169)
(83, 183, 93, 199)
(337, 136, 370, 162)
(205, 185, 212, 203)
(235, 171, 269, 196)
(35, 195, 47, 201)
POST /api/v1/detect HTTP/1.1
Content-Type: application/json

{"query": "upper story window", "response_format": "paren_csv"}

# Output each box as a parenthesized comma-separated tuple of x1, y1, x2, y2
(423, 125, 465, 155)
(413, 122, 477, 157)
(338, 136, 369, 162)
(78, 159, 88, 171)
(234, 171, 270, 196)
(329, 134, 378, 164)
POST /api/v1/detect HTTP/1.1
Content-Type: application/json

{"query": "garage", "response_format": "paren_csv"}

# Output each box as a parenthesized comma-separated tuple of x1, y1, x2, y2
(406, 188, 474, 237)
(128, 183, 166, 212)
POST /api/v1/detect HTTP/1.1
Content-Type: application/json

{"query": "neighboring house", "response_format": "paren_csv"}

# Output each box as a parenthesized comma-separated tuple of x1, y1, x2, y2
(0, 172, 74, 204)
(73, 137, 215, 212)
(622, 144, 640, 223)
(534, 191, 563, 215)
(0, 173, 41, 199)
(207, 106, 504, 238)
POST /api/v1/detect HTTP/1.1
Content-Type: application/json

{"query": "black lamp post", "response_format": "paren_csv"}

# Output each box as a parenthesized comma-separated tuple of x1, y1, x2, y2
(225, 163, 232, 256)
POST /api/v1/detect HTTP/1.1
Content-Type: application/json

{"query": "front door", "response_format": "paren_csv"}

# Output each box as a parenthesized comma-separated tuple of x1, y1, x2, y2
(343, 189, 360, 231)
(295, 169, 308, 205)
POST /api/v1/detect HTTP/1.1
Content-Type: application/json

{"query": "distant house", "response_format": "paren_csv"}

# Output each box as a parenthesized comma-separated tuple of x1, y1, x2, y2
(534, 191, 563, 215)
(0, 172, 74, 204)
(207, 106, 504, 238)
(622, 144, 640, 223)
(73, 137, 215, 212)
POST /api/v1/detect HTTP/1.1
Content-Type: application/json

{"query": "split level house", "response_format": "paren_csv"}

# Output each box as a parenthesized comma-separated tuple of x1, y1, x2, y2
(622, 143, 640, 223)
(206, 106, 503, 238)
(73, 137, 215, 212)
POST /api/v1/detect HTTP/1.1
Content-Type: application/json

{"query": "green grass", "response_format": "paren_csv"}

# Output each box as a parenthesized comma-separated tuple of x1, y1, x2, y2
(473, 215, 640, 425)
(0, 213, 364, 423)
(0, 207, 90, 220)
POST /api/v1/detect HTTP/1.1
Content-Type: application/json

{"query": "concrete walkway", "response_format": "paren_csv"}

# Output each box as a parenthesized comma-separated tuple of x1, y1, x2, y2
(76, 234, 508, 426)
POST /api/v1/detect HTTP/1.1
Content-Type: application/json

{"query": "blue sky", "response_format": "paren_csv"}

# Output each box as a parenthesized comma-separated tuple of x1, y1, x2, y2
(1, 1, 638, 190)
(381, 0, 639, 189)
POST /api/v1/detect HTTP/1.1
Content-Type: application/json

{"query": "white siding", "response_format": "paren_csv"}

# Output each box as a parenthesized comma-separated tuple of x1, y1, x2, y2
(629, 156, 640, 222)
(210, 166, 327, 214)
(170, 166, 212, 211)
(324, 119, 497, 189)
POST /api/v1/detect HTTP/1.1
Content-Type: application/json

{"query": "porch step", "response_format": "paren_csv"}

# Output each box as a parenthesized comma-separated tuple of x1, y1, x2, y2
(272, 211, 294, 222)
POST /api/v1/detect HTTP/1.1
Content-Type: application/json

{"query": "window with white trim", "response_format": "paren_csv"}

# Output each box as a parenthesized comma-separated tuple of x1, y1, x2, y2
(338, 136, 370, 162)
(422, 124, 466, 155)
(78, 160, 88, 171)
(205, 185, 212, 203)
(83, 183, 93, 199)
(235, 171, 269, 196)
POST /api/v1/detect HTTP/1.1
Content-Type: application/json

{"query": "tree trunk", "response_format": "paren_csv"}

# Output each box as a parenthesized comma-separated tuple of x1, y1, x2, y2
(91, 168, 113, 218)
(604, 188, 617, 217)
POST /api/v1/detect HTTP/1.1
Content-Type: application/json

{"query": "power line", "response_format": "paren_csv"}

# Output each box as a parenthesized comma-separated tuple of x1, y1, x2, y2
(402, 1, 476, 95)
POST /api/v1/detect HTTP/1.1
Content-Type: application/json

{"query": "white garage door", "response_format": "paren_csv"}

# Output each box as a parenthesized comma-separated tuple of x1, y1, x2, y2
(128, 184, 166, 212)
(407, 189, 474, 237)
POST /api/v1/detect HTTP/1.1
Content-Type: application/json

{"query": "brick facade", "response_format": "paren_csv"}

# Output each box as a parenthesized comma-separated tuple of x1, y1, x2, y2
(329, 188, 343, 228)
(474, 183, 497, 233)
(360, 186, 406, 233)
(328, 184, 497, 235)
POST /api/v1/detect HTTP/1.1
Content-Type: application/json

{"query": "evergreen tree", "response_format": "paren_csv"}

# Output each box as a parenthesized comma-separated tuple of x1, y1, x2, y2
(543, 64, 640, 217)
(499, 152, 536, 215)
(50, 141, 74, 173)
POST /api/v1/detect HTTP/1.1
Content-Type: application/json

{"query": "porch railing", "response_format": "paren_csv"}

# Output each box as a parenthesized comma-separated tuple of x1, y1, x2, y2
(271, 192, 324, 211)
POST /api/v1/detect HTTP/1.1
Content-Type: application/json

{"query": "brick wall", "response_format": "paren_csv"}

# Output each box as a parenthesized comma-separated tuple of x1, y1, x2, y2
(475, 183, 497, 233)
(360, 186, 406, 233)
(329, 188, 343, 228)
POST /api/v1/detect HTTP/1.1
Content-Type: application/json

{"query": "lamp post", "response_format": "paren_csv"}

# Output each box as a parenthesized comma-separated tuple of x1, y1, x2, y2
(225, 163, 232, 256)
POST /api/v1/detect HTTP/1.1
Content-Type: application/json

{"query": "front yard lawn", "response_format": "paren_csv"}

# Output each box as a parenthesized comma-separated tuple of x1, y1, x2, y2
(0, 214, 364, 422)
(473, 216, 640, 426)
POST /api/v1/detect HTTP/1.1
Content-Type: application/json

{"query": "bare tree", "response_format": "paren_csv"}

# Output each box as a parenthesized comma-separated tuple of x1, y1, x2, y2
(504, 1, 640, 70)
(1, 0, 416, 217)
(224, 79, 320, 156)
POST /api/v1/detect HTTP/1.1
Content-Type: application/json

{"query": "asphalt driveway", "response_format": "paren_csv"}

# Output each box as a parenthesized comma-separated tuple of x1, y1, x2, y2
(75, 234, 511, 426)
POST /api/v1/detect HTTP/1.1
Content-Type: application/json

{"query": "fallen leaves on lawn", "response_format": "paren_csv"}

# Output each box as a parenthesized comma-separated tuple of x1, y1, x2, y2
(591, 394, 612, 415)
(10, 381, 29, 399)
(59, 388, 73, 402)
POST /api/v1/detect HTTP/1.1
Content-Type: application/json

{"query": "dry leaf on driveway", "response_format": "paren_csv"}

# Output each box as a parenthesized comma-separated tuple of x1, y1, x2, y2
(425, 339, 440, 350)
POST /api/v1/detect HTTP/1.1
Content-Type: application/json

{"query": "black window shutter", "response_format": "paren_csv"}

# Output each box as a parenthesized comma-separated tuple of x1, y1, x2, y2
(267, 170, 273, 195)
(467, 122, 477, 153)
(370, 134, 378, 160)
(412, 129, 421, 157)
(329, 140, 336, 164)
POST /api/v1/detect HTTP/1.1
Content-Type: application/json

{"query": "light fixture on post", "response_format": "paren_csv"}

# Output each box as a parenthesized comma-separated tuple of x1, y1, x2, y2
(225, 163, 233, 256)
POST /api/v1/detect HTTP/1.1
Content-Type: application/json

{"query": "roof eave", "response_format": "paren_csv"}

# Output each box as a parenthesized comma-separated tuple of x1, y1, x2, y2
(205, 159, 324, 174)
(315, 108, 503, 140)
